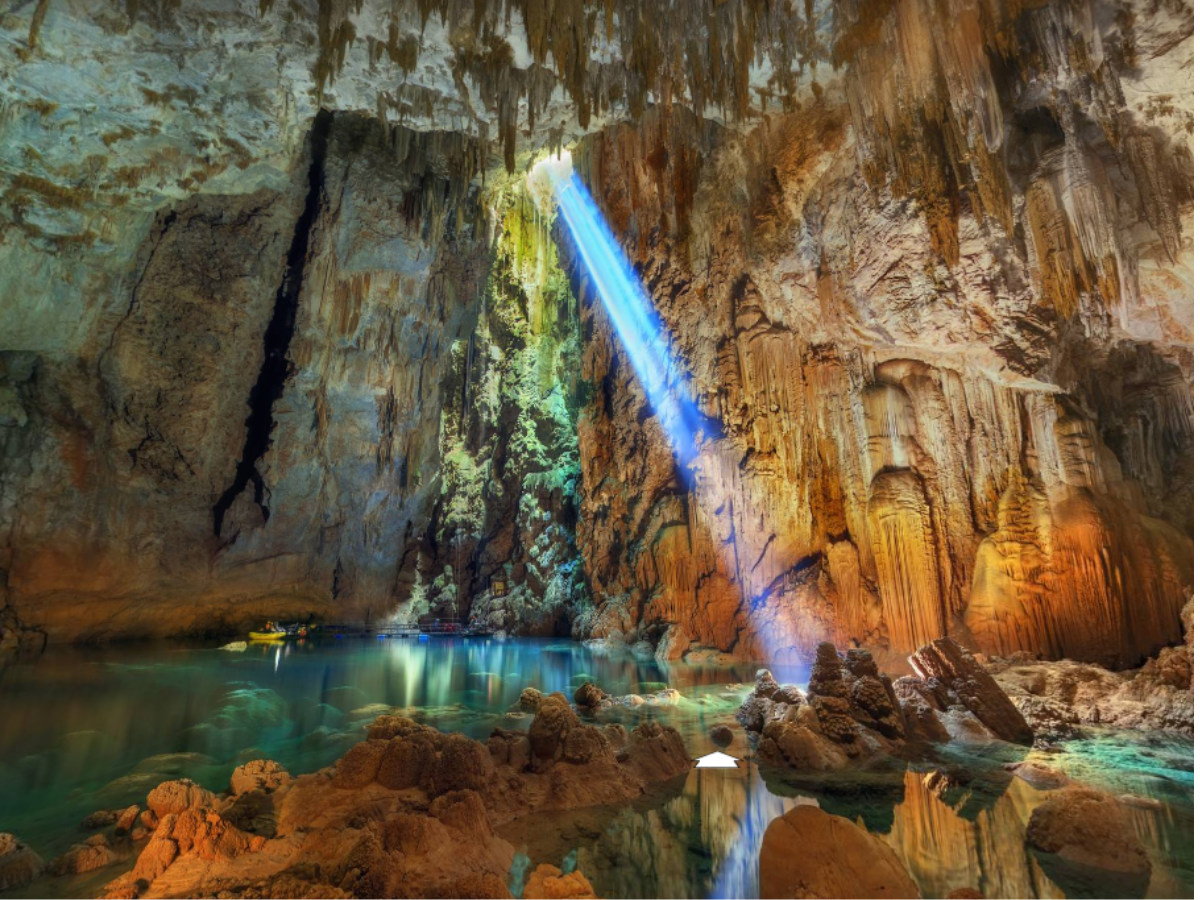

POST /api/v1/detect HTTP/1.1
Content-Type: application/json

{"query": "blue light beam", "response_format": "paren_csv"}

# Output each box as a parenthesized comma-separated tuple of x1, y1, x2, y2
(552, 172, 710, 466)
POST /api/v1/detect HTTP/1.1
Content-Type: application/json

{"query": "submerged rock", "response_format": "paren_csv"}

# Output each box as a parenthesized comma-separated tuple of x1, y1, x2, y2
(709, 724, 734, 748)
(572, 681, 606, 710)
(99, 712, 689, 899)
(759, 805, 919, 898)
(49, 833, 118, 876)
(1026, 787, 1151, 898)
(80, 809, 120, 831)
(1004, 760, 1071, 790)
(0, 833, 43, 891)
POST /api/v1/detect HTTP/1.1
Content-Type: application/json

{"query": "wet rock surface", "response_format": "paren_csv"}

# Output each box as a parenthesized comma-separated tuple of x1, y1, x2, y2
(1026, 787, 1152, 898)
(908, 639, 1034, 745)
(86, 711, 688, 899)
(0, 833, 43, 890)
(759, 804, 919, 899)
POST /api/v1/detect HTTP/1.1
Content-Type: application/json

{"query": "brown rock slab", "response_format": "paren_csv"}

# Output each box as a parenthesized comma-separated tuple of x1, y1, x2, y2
(114, 804, 141, 835)
(0, 833, 43, 891)
(909, 639, 1034, 745)
(1026, 787, 1151, 898)
(760, 805, 919, 898)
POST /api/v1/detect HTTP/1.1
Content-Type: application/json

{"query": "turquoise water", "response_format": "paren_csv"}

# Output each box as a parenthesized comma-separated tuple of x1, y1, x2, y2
(0, 638, 1193, 899)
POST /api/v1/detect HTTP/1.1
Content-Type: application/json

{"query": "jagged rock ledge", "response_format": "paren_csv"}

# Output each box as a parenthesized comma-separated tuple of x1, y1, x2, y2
(4, 695, 688, 899)
(736, 638, 1035, 776)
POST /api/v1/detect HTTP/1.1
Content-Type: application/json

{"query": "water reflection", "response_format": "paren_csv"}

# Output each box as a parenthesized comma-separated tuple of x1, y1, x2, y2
(0, 637, 763, 859)
(505, 758, 1192, 900)
(0, 639, 1193, 900)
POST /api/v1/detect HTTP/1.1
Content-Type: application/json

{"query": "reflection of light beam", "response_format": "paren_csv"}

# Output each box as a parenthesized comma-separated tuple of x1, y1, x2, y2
(709, 766, 809, 899)
(552, 172, 709, 466)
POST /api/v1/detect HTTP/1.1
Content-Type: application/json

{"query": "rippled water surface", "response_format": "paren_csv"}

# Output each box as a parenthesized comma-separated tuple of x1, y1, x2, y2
(0, 638, 1193, 899)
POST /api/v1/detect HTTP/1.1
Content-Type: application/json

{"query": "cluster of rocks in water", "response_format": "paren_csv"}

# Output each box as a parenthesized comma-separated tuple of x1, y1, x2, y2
(1, 624, 1190, 899)
(745, 636, 1180, 899)
(736, 638, 1035, 775)
(0, 691, 691, 899)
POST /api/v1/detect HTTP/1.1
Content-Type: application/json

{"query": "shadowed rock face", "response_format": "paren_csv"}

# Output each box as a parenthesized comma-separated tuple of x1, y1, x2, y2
(1, 115, 493, 641)
(0, 0, 1192, 658)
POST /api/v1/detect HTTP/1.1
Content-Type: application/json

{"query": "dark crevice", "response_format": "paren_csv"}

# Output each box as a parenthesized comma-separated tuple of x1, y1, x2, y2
(212, 109, 333, 539)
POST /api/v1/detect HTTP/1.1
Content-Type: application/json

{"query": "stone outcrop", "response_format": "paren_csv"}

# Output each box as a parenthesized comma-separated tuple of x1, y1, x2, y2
(991, 597, 1195, 736)
(145, 779, 218, 820)
(740, 645, 912, 772)
(96, 713, 687, 899)
(1026, 787, 1152, 898)
(741, 642, 1039, 773)
(908, 639, 1034, 745)
(0, 833, 42, 891)
(759, 804, 919, 899)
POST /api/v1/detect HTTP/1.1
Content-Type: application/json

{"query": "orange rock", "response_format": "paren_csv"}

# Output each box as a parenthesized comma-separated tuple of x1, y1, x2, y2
(760, 805, 919, 899)
(145, 779, 217, 818)
(0, 833, 43, 891)
(524, 863, 598, 899)
(229, 759, 290, 796)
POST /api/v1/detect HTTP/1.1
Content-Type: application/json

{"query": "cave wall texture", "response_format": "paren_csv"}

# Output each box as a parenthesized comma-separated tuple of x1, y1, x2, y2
(0, 0, 1193, 666)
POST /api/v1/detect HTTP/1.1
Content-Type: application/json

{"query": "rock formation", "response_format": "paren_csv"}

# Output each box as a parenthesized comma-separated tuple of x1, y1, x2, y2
(739, 641, 1037, 775)
(90, 711, 689, 899)
(759, 804, 919, 899)
(990, 596, 1195, 736)
(570, 86, 1192, 667)
(908, 639, 1034, 745)
(0, 0, 1192, 666)
(1025, 787, 1152, 898)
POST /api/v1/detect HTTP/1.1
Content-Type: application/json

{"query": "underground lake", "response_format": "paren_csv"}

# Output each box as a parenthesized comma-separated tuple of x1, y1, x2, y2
(0, 637, 1193, 899)
(0, 0, 1195, 897)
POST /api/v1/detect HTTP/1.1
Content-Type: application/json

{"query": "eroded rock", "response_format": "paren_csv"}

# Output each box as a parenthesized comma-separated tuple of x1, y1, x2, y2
(759, 805, 919, 899)
(909, 639, 1033, 745)
(230, 760, 291, 796)
(1026, 787, 1152, 898)
(100, 714, 689, 898)
(0, 833, 42, 891)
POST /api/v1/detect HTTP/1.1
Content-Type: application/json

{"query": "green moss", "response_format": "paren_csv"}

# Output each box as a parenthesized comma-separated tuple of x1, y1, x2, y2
(431, 176, 586, 631)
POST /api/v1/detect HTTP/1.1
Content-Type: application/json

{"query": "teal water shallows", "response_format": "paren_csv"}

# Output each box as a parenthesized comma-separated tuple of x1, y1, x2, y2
(0, 638, 1194, 900)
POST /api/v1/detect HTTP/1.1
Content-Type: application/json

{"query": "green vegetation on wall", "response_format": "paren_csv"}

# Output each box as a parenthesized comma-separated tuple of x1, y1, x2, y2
(426, 181, 586, 634)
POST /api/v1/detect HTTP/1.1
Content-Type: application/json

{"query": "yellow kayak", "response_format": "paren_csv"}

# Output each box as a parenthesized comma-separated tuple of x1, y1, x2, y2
(249, 631, 287, 641)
